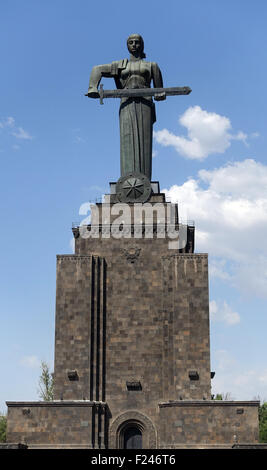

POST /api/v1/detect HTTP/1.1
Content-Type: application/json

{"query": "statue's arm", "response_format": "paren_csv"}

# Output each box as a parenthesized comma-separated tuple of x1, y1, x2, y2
(151, 63, 166, 101)
(87, 64, 113, 96)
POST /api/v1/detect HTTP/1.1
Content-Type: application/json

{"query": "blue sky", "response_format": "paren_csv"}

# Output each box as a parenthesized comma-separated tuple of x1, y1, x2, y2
(1, 0, 267, 411)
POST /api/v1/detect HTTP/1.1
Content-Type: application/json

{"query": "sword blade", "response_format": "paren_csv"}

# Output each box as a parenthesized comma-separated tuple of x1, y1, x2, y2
(103, 86, 191, 99)
(103, 87, 191, 98)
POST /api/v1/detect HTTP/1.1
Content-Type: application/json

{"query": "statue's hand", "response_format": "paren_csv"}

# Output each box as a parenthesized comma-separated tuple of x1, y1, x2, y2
(86, 87, 100, 98)
(154, 92, 166, 101)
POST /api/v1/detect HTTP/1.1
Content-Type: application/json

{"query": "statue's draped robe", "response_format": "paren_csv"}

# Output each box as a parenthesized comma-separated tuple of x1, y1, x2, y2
(110, 59, 163, 181)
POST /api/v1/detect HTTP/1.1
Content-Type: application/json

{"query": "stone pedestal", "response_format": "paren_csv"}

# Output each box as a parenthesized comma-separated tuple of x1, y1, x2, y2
(6, 190, 259, 448)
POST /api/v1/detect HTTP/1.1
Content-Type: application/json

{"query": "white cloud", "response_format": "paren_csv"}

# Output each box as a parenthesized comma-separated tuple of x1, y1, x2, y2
(72, 128, 86, 144)
(232, 131, 248, 146)
(12, 126, 33, 140)
(209, 259, 232, 281)
(70, 237, 75, 253)
(210, 300, 240, 325)
(251, 132, 260, 139)
(163, 159, 267, 297)
(20, 355, 40, 369)
(154, 106, 248, 160)
(198, 159, 267, 199)
(1, 116, 33, 141)
(74, 135, 85, 144)
(0, 116, 15, 128)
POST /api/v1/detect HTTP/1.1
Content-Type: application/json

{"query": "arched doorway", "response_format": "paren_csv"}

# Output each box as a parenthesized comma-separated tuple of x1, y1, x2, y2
(109, 411, 157, 448)
(123, 425, 142, 449)
(117, 420, 144, 449)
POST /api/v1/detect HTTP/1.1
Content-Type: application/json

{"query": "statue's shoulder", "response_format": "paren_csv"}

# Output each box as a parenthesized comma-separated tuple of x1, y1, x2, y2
(143, 60, 160, 70)
(111, 59, 128, 69)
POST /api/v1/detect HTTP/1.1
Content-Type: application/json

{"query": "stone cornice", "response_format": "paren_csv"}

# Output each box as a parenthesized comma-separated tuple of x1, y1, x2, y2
(158, 400, 260, 408)
(6, 400, 107, 408)
(57, 256, 92, 264)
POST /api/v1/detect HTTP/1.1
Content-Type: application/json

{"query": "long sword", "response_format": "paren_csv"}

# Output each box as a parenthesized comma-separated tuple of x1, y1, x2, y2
(85, 84, 192, 104)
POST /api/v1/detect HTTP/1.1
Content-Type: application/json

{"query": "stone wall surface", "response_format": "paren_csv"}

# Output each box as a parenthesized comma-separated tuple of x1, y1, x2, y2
(6, 400, 259, 448)
(54, 220, 211, 423)
(6, 402, 107, 448)
(54, 255, 106, 402)
(158, 401, 259, 448)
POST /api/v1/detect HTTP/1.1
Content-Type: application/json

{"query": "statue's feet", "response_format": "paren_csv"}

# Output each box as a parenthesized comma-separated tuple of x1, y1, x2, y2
(86, 87, 100, 98)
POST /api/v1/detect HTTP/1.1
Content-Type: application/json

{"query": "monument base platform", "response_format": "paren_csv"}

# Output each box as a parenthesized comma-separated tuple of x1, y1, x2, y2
(6, 400, 259, 449)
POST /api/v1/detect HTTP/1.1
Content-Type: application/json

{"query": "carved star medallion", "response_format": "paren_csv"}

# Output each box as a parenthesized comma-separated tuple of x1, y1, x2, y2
(116, 172, 151, 203)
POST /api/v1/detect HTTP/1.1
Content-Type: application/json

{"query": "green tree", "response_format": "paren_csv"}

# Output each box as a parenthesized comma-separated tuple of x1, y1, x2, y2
(259, 402, 267, 443)
(214, 392, 233, 400)
(0, 413, 7, 443)
(38, 361, 54, 401)
(214, 394, 223, 400)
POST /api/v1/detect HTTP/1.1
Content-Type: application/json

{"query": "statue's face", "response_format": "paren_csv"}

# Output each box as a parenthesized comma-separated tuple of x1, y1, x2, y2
(127, 36, 143, 56)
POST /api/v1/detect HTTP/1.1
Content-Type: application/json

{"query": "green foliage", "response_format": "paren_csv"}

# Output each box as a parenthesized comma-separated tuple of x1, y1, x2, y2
(214, 394, 223, 400)
(214, 393, 233, 400)
(259, 402, 267, 443)
(0, 413, 7, 443)
(38, 361, 54, 401)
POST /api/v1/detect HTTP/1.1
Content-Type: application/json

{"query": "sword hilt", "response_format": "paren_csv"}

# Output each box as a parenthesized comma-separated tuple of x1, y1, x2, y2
(99, 84, 104, 105)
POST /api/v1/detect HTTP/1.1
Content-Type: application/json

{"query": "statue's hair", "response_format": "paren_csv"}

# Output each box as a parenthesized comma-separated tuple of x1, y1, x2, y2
(127, 34, 146, 58)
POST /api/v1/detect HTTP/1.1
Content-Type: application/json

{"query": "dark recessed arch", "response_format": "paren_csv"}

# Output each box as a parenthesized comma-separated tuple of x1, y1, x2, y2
(109, 410, 157, 449)
(121, 422, 143, 449)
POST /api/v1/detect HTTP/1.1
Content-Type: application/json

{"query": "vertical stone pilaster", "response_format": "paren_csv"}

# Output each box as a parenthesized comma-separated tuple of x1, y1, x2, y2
(89, 256, 107, 402)
(54, 255, 106, 402)
(161, 256, 174, 400)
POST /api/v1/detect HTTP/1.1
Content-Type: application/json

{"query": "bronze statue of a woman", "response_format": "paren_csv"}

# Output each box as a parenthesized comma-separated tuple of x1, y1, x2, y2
(87, 34, 166, 182)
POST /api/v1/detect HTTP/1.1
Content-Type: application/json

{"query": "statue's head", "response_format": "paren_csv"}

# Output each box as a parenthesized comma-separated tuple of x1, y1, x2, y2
(127, 34, 146, 58)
